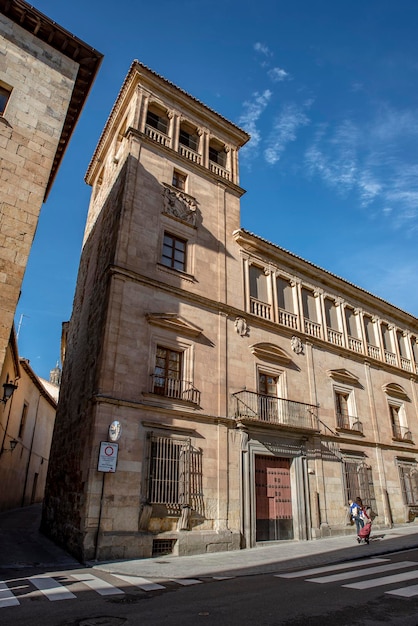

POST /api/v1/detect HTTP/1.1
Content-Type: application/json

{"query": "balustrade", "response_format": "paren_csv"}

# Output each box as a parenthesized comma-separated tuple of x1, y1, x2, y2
(367, 344, 381, 360)
(348, 336, 363, 353)
(304, 318, 321, 338)
(278, 309, 298, 329)
(384, 350, 397, 366)
(145, 125, 171, 147)
(327, 328, 343, 346)
(178, 144, 202, 164)
(209, 161, 230, 180)
(250, 297, 271, 320)
(401, 357, 412, 372)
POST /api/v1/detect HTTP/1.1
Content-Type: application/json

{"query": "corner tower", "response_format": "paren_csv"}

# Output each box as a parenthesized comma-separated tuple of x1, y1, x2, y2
(43, 61, 249, 560)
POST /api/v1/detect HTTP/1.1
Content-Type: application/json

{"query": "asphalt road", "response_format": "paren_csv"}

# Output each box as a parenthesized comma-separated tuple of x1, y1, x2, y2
(2, 549, 418, 625)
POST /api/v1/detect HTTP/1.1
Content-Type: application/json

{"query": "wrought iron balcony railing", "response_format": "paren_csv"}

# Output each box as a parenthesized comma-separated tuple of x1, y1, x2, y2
(392, 424, 413, 441)
(150, 375, 201, 405)
(336, 413, 364, 433)
(232, 390, 319, 431)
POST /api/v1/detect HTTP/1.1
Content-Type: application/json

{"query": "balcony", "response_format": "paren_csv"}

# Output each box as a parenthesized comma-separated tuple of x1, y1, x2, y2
(209, 161, 230, 180)
(150, 374, 201, 405)
(145, 124, 171, 147)
(250, 297, 272, 320)
(384, 350, 397, 366)
(348, 336, 363, 353)
(336, 413, 364, 434)
(401, 357, 412, 372)
(392, 424, 413, 442)
(232, 390, 319, 431)
(367, 344, 381, 360)
(327, 327, 343, 346)
(178, 144, 202, 165)
(279, 309, 298, 330)
(304, 318, 321, 338)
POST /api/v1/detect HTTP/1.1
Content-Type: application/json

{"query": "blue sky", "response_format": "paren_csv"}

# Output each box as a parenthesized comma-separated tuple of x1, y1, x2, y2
(14, 0, 418, 380)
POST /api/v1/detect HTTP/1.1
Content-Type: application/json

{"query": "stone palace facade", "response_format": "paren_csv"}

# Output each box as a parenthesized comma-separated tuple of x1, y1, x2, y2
(43, 61, 418, 561)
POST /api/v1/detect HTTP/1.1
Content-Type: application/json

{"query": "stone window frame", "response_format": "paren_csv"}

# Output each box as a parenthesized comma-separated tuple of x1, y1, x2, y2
(0, 81, 12, 116)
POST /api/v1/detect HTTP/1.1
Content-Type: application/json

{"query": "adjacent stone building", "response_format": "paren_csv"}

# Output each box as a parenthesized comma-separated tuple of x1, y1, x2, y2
(0, 0, 102, 376)
(0, 328, 58, 511)
(43, 61, 418, 562)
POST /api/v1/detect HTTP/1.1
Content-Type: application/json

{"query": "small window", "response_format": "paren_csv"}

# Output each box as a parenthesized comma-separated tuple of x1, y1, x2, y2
(161, 232, 186, 272)
(0, 84, 12, 115)
(146, 107, 168, 134)
(172, 170, 187, 191)
(18, 403, 28, 438)
(153, 346, 183, 397)
(209, 145, 226, 167)
(398, 463, 418, 505)
(389, 403, 410, 440)
(343, 458, 377, 513)
(179, 128, 198, 152)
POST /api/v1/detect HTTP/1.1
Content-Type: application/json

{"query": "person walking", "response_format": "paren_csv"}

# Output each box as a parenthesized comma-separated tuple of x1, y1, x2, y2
(350, 496, 365, 538)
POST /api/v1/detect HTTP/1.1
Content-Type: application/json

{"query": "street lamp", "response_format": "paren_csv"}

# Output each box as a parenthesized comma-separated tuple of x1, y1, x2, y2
(2, 381, 18, 404)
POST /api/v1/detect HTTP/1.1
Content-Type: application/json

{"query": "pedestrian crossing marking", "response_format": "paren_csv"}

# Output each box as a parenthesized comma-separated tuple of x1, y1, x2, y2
(308, 561, 418, 584)
(29, 575, 76, 601)
(71, 573, 124, 595)
(386, 584, 418, 598)
(343, 569, 418, 590)
(277, 558, 389, 579)
(111, 574, 165, 591)
(171, 578, 203, 586)
(0, 582, 20, 607)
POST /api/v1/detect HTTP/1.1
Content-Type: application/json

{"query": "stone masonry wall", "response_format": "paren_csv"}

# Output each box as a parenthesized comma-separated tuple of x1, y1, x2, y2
(0, 14, 78, 371)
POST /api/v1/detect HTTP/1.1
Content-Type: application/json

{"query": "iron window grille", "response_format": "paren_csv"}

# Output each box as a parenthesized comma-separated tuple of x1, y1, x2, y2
(344, 459, 377, 513)
(147, 434, 204, 515)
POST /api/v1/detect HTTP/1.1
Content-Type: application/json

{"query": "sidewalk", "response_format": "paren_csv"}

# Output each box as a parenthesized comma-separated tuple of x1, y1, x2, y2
(1, 505, 418, 579)
(92, 523, 418, 581)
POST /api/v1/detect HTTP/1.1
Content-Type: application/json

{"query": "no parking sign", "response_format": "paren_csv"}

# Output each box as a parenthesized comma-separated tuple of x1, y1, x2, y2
(98, 441, 119, 472)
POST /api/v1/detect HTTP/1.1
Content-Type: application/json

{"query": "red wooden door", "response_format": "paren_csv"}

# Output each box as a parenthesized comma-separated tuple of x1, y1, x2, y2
(255, 455, 294, 541)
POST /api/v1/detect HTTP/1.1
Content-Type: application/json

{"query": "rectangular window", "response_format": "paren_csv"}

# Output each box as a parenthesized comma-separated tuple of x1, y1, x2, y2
(343, 459, 377, 512)
(146, 109, 168, 134)
(301, 288, 318, 322)
(0, 84, 11, 115)
(249, 266, 268, 302)
(179, 129, 198, 152)
(18, 403, 28, 438)
(345, 307, 359, 338)
(389, 404, 408, 439)
(209, 145, 226, 167)
(398, 462, 418, 505)
(161, 232, 186, 272)
(276, 277, 294, 312)
(335, 391, 349, 429)
(147, 435, 203, 514)
(364, 316, 376, 345)
(172, 170, 187, 191)
(153, 346, 182, 397)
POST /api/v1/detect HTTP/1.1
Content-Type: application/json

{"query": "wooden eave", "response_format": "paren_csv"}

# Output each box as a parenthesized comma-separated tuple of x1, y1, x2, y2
(0, 0, 103, 200)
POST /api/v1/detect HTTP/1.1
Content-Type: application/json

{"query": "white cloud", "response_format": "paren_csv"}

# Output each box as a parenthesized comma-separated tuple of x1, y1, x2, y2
(238, 90, 272, 161)
(264, 103, 310, 165)
(254, 42, 272, 57)
(268, 67, 289, 82)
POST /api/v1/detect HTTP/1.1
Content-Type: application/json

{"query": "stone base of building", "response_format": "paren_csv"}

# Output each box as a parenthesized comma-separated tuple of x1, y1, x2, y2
(90, 529, 241, 562)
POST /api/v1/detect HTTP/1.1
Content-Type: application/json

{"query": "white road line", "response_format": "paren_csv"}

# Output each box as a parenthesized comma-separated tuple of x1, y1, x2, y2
(71, 573, 124, 596)
(386, 584, 418, 598)
(277, 558, 389, 579)
(171, 578, 203, 586)
(212, 576, 234, 580)
(29, 576, 76, 601)
(112, 574, 166, 591)
(344, 569, 418, 590)
(307, 561, 418, 584)
(0, 582, 20, 608)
